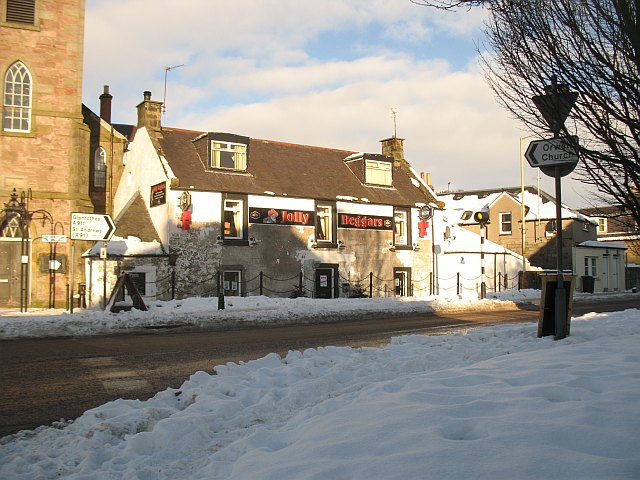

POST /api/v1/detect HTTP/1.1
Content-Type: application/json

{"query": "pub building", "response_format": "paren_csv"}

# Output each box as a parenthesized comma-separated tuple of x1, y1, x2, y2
(95, 91, 442, 304)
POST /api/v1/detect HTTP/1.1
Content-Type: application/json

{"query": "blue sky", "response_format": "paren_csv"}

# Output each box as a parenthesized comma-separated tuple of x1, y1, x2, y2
(82, 0, 591, 207)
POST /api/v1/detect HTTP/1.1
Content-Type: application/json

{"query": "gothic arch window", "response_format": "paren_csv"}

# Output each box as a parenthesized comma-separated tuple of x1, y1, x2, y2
(3, 61, 32, 132)
(94, 147, 107, 188)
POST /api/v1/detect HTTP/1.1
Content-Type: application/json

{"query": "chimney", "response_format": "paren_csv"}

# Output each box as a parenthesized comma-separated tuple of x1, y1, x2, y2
(136, 90, 163, 130)
(99, 85, 113, 123)
(380, 137, 405, 164)
(421, 172, 433, 189)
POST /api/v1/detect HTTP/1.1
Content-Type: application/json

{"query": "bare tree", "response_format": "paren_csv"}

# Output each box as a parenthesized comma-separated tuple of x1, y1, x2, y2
(413, 0, 640, 228)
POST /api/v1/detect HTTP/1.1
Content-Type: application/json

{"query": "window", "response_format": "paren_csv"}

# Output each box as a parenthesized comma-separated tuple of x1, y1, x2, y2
(211, 141, 247, 170)
(365, 159, 392, 186)
(6, 0, 35, 25)
(223, 199, 244, 239)
(394, 208, 410, 247)
(584, 257, 597, 277)
(597, 218, 607, 233)
(316, 204, 333, 243)
(94, 147, 107, 188)
(3, 61, 32, 132)
(545, 220, 557, 237)
(499, 212, 512, 234)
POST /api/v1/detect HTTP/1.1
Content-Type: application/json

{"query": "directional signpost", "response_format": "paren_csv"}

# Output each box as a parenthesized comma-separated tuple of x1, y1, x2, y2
(525, 136, 579, 177)
(529, 76, 579, 341)
(69, 213, 116, 313)
(70, 213, 115, 241)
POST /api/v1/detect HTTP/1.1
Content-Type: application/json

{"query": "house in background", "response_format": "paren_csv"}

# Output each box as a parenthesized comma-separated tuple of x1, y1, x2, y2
(437, 187, 634, 292)
(439, 187, 596, 275)
(579, 205, 640, 266)
(86, 91, 442, 305)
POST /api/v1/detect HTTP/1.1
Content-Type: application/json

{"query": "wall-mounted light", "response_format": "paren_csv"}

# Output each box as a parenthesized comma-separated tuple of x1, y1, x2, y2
(249, 237, 260, 246)
(412, 242, 420, 251)
(338, 240, 345, 249)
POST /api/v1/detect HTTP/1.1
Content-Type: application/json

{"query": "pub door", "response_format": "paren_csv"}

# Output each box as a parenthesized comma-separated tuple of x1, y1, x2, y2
(315, 267, 336, 299)
(394, 267, 411, 297)
(0, 241, 21, 307)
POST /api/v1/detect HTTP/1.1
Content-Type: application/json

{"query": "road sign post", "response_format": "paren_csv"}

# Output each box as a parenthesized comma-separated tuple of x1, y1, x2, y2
(529, 76, 579, 340)
(69, 213, 115, 313)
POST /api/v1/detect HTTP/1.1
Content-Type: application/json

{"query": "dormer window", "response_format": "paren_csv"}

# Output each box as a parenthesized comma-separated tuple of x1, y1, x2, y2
(211, 141, 247, 171)
(365, 159, 392, 186)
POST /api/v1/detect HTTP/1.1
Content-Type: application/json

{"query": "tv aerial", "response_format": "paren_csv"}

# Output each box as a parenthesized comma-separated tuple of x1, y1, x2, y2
(163, 64, 185, 114)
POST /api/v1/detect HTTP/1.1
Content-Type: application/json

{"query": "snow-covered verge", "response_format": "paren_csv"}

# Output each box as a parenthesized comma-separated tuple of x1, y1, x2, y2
(3, 289, 632, 340)
(1, 308, 639, 479)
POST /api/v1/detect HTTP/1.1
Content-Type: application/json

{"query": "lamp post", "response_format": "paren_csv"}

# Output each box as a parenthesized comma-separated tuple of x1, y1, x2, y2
(520, 135, 536, 277)
(1, 188, 54, 312)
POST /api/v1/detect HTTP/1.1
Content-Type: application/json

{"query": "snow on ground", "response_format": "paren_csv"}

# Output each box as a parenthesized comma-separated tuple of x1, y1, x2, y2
(1, 292, 639, 479)
(0, 288, 629, 340)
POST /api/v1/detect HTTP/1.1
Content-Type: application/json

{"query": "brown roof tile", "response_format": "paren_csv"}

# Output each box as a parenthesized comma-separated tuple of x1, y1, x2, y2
(155, 128, 435, 207)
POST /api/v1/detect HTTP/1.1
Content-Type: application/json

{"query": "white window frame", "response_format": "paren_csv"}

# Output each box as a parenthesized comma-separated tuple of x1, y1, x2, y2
(394, 208, 409, 246)
(499, 212, 512, 234)
(584, 256, 597, 277)
(94, 147, 107, 188)
(3, 61, 32, 133)
(597, 218, 607, 233)
(365, 159, 392, 186)
(211, 141, 247, 171)
(223, 199, 244, 239)
(316, 204, 333, 243)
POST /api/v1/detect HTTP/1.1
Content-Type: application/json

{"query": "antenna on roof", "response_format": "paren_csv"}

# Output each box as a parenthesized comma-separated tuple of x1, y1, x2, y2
(163, 64, 185, 114)
(391, 108, 398, 138)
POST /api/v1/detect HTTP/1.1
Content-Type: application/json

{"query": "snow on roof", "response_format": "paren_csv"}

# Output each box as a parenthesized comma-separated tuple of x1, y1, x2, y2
(443, 221, 524, 257)
(440, 190, 593, 224)
(84, 236, 165, 257)
(577, 240, 627, 250)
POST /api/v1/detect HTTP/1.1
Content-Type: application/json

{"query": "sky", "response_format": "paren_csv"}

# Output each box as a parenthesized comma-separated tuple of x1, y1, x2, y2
(81, 0, 593, 208)
(1, 293, 639, 478)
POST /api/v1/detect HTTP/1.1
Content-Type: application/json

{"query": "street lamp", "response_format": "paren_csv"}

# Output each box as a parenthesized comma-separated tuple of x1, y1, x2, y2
(1, 188, 55, 312)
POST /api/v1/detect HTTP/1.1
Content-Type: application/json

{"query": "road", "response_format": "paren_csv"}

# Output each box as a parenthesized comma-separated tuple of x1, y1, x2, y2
(0, 296, 637, 438)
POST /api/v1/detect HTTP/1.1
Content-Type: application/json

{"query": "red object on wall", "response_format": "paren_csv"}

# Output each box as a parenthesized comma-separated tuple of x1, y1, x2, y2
(418, 220, 429, 238)
(180, 211, 192, 230)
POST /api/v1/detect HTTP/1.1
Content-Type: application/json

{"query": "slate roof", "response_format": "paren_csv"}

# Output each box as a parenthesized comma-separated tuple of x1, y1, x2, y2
(151, 128, 437, 208)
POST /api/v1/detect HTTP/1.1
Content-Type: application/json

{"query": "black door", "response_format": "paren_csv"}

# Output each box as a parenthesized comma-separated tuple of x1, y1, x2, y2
(315, 268, 334, 299)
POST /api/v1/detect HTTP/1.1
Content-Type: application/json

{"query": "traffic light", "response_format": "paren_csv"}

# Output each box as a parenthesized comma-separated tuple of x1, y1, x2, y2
(474, 211, 489, 225)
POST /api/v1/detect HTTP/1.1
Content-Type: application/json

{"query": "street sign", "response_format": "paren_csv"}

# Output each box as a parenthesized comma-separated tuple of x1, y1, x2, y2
(70, 213, 116, 241)
(42, 234, 68, 243)
(525, 137, 579, 168)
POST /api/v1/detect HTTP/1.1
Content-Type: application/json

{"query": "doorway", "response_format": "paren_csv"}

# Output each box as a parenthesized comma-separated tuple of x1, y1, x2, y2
(315, 265, 338, 299)
(394, 267, 412, 297)
(0, 241, 21, 307)
(223, 270, 242, 297)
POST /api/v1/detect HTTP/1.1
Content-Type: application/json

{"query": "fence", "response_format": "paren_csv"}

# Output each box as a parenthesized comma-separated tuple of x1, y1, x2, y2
(152, 268, 524, 300)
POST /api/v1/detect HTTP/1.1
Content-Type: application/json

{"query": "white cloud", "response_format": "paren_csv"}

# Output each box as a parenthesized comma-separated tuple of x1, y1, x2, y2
(82, 0, 592, 207)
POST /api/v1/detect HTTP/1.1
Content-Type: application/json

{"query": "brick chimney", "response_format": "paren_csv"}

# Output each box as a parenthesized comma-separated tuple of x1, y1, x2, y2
(380, 137, 404, 164)
(136, 91, 163, 130)
(99, 85, 112, 123)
